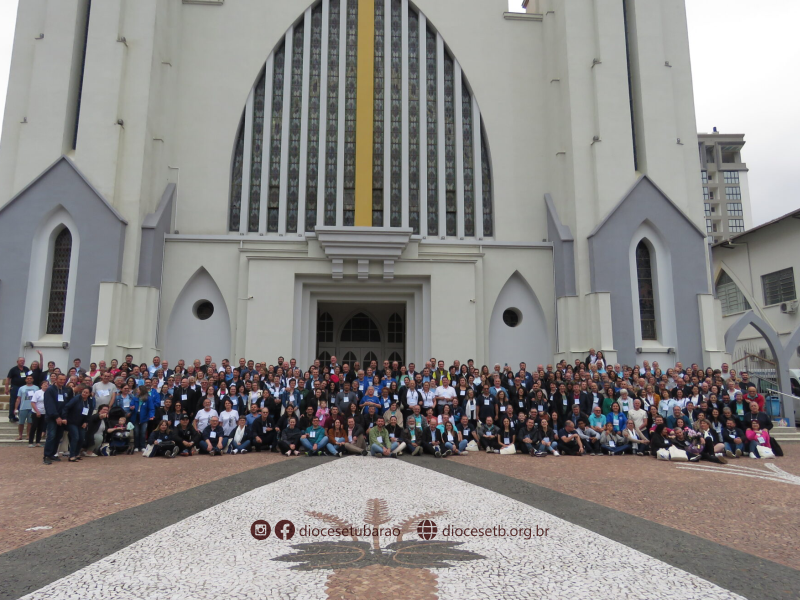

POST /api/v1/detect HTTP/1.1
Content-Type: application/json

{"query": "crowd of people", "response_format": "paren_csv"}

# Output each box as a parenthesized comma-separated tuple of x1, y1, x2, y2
(4, 349, 783, 465)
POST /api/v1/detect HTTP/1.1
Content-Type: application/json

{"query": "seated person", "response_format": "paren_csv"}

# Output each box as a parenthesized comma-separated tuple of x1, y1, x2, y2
(386, 415, 406, 455)
(516, 417, 538, 455)
(622, 419, 649, 456)
(278, 416, 303, 456)
(403, 416, 424, 456)
(497, 417, 516, 454)
(368, 416, 395, 458)
(576, 419, 601, 455)
(251, 407, 277, 452)
(326, 419, 348, 457)
(146, 420, 178, 458)
(722, 418, 745, 457)
(745, 420, 772, 458)
(599, 422, 629, 455)
(442, 421, 462, 455)
(457, 415, 478, 453)
(173, 414, 200, 456)
(478, 416, 500, 453)
(532, 416, 558, 457)
(556, 420, 584, 456)
(106, 415, 134, 456)
(422, 416, 446, 457)
(606, 402, 628, 432)
(300, 416, 329, 456)
(83, 404, 110, 457)
(343, 416, 367, 455)
(200, 415, 225, 456)
(228, 416, 252, 454)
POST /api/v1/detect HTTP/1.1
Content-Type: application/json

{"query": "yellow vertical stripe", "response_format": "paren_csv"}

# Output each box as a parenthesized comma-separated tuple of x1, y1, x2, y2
(354, 0, 375, 226)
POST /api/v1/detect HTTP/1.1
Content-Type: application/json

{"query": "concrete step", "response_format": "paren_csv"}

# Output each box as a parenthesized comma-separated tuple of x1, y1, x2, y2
(770, 426, 800, 442)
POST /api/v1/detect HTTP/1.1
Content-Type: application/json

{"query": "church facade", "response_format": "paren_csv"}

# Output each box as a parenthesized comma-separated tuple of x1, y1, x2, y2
(0, 0, 728, 370)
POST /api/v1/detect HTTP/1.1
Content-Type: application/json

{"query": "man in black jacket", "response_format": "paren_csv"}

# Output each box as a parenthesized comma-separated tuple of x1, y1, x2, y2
(42, 374, 71, 465)
(515, 417, 538, 454)
(742, 401, 772, 431)
(174, 414, 200, 456)
(84, 404, 111, 456)
(251, 407, 277, 452)
(422, 417, 446, 457)
(176, 378, 200, 418)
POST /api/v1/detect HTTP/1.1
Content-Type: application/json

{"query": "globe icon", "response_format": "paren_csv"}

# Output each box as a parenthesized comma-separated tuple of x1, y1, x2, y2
(417, 519, 438, 540)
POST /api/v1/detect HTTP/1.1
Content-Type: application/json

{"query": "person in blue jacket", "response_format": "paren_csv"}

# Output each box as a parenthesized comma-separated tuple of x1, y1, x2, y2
(63, 386, 91, 462)
(606, 401, 628, 432)
(128, 387, 155, 452)
(42, 374, 72, 465)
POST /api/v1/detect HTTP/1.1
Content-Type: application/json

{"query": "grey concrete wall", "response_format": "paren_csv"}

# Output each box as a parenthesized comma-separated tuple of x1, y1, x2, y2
(138, 183, 175, 288)
(0, 157, 127, 368)
(588, 176, 708, 365)
(545, 193, 576, 298)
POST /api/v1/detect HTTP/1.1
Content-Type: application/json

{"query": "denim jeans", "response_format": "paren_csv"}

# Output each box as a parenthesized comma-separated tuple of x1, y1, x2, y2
(43, 416, 63, 459)
(231, 439, 251, 452)
(301, 436, 329, 452)
(748, 440, 768, 456)
(370, 443, 389, 456)
(67, 424, 85, 458)
(133, 422, 147, 450)
(458, 439, 469, 452)
(601, 443, 631, 455)
(326, 442, 343, 455)
(725, 441, 744, 453)
(537, 441, 558, 454)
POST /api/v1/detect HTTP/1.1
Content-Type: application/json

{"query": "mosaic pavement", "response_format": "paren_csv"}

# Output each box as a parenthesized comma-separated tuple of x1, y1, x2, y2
(20, 458, 745, 600)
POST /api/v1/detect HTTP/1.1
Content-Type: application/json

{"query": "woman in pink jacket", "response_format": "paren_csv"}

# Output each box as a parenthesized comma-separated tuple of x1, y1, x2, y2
(745, 421, 771, 458)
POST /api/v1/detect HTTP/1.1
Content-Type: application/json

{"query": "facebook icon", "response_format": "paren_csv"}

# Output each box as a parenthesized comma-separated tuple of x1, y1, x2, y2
(275, 520, 296, 540)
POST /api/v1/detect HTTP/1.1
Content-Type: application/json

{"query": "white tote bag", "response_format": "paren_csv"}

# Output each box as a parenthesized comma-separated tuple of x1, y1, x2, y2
(667, 446, 689, 462)
(756, 445, 775, 459)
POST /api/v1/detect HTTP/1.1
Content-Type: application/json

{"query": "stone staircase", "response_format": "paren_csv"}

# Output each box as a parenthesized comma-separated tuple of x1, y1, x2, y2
(0, 396, 24, 444)
(771, 425, 800, 442)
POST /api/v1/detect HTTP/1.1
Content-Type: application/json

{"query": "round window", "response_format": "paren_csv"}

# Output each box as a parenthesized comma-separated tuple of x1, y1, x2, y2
(502, 308, 521, 328)
(193, 300, 215, 321)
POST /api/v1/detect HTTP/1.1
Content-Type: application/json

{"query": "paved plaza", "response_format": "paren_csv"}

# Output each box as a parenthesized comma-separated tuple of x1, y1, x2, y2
(1, 446, 798, 600)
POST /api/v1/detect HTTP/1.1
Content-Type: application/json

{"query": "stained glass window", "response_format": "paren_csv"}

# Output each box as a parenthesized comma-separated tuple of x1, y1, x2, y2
(461, 80, 474, 237)
(407, 8, 420, 234)
(46, 228, 72, 335)
(305, 4, 323, 232)
(268, 43, 286, 233)
(248, 70, 266, 232)
(480, 121, 493, 237)
(324, 0, 340, 226)
(636, 241, 657, 340)
(389, 0, 402, 227)
(426, 27, 438, 236)
(287, 24, 305, 233)
(229, 117, 244, 231)
(443, 53, 456, 236)
(372, 0, 384, 227)
(343, 0, 358, 226)
(341, 312, 381, 342)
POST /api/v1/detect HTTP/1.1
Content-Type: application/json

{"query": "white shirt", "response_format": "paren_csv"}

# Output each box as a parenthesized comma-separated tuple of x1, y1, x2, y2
(435, 386, 456, 404)
(195, 408, 218, 431)
(32, 389, 46, 414)
(219, 409, 240, 435)
(421, 390, 435, 408)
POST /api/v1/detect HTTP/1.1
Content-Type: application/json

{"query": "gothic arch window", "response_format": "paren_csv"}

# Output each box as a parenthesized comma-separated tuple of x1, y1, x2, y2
(318, 350, 332, 364)
(228, 0, 494, 237)
(341, 312, 381, 343)
(387, 312, 404, 343)
(387, 351, 403, 366)
(317, 312, 334, 343)
(46, 228, 72, 335)
(363, 351, 378, 366)
(635, 240, 657, 340)
(342, 351, 358, 369)
(716, 271, 751, 316)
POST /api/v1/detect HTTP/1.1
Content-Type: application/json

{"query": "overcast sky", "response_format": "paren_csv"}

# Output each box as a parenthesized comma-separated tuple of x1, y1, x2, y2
(0, 0, 797, 225)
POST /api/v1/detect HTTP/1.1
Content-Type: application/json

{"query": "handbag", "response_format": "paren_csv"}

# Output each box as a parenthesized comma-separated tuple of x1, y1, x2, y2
(142, 444, 154, 458)
(466, 440, 479, 452)
(668, 446, 689, 461)
(756, 445, 775, 459)
(656, 448, 671, 461)
(499, 445, 516, 455)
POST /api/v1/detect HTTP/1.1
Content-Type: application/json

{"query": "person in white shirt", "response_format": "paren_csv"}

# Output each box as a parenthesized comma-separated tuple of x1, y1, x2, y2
(628, 398, 648, 431)
(92, 372, 118, 413)
(219, 398, 240, 439)
(435, 377, 456, 414)
(229, 416, 251, 454)
(194, 398, 219, 433)
(420, 381, 435, 411)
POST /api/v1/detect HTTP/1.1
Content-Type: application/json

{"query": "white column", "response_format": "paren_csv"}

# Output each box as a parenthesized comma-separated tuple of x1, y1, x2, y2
(419, 13, 427, 237)
(297, 9, 312, 235)
(258, 54, 274, 234)
(316, 0, 330, 230)
(436, 33, 446, 239)
(336, 2, 346, 227)
(454, 61, 464, 240)
(400, 0, 409, 228)
(278, 26, 294, 235)
(473, 96, 483, 239)
(383, 0, 391, 227)
(239, 89, 254, 234)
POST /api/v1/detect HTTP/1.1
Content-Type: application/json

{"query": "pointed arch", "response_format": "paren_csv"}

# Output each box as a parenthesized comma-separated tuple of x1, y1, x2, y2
(339, 310, 382, 343)
(164, 268, 231, 364)
(488, 271, 549, 368)
(628, 220, 676, 348)
(715, 269, 751, 316)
